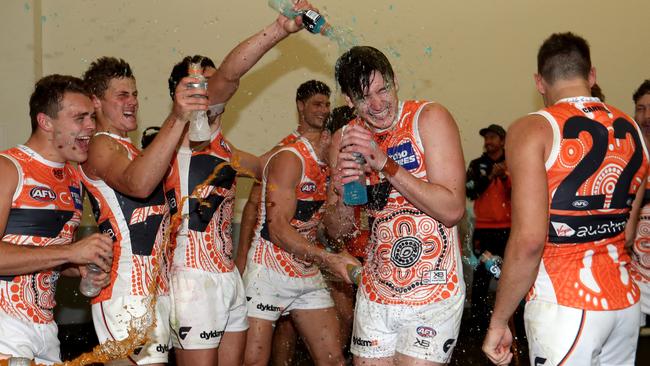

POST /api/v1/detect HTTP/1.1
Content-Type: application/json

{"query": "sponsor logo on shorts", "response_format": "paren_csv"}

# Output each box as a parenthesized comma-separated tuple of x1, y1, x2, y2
(246, 296, 252, 302)
(443, 338, 455, 353)
(413, 338, 431, 349)
(200, 330, 225, 340)
(534, 357, 547, 366)
(421, 270, 447, 285)
(416, 326, 436, 338)
(30, 186, 57, 201)
(179, 326, 192, 340)
(300, 182, 317, 193)
(352, 336, 378, 347)
(156, 344, 169, 353)
(257, 303, 282, 312)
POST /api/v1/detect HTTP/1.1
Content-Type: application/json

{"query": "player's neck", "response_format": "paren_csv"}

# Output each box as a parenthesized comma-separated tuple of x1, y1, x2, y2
(546, 80, 592, 106)
(24, 132, 65, 163)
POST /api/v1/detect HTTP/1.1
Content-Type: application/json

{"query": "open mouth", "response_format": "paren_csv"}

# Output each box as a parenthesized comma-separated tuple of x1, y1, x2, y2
(75, 136, 91, 151)
(123, 111, 136, 121)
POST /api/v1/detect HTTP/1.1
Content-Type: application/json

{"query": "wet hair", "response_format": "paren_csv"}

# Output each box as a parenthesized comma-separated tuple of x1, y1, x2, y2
(83, 57, 134, 98)
(141, 126, 160, 149)
(591, 83, 605, 101)
(325, 106, 356, 134)
(295, 80, 331, 102)
(29, 74, 91, 133)
(633, 80, 650, 104)
(335, 46, 395, 102)
(168, 55, 216, 100)
(537, 32, 591, 85)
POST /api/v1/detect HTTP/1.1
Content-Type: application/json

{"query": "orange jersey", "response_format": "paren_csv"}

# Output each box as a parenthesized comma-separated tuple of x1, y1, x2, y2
(249, 137, 329, 277)
(630, 176, 650, 284)
(0, 146, 83, 324)
(345, 206, 371, 260)
(79, 133, 170, 303)
(528, 97, 649, 310)
(354, 100, 463, 306)
(278, 130, 300, 147)
(166, 128, 237, 273)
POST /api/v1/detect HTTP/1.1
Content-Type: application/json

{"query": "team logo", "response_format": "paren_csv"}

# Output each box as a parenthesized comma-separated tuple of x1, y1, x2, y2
(551, 221, 575, 237)
(387, 141, 419, 171)
(571, 200, 589, 208)
(352, 336, 378, 347)
(391, 236, 422, 268)
(443, 338, 456, 353)
(416, 326, 436, 338)
(413, 338, 431, 349)
(52, 168, 64, 180)
(300, 182, 317, 193)
(30, 186, 57, 201)
(179, 326, 192, 340)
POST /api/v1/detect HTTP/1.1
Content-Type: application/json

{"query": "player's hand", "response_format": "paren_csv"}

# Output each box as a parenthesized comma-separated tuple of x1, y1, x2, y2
(275, 0, 319, 33)
(482, 322, 514, 365)
(322, 250, 362, 284)
(69, 233, 113, 272)
(340, 124, 388, 172)
(79, 265, 112, 289)
(171, 76, 209, 123)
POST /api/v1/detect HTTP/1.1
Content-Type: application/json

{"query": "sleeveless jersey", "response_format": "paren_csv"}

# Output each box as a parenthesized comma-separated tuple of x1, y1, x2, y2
(630, 176, 650, 284)
(0, 145, 83, 324)
(353, 100, 464, 306)
(166, 128, 237, 273)
(249, 137, 329, 278)
(79, 133, 170, 303)
(528, 96, 649, 310)
(278, 130, 300, 147)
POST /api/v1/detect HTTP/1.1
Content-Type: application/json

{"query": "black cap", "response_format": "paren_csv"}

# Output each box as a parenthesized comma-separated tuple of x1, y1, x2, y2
(479, 124, 506, 138)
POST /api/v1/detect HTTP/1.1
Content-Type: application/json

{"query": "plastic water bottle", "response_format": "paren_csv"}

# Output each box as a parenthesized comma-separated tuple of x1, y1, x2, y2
(187, 62, 211, 143)
(346, 264, 362, 285)
(343, 152, 368, 205)
(268, 0, 330, 35)
(480, 252, 503, 279)
(79, 263, 103, 297)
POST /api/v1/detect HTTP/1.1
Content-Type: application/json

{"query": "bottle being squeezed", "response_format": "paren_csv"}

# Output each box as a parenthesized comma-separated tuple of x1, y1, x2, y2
(187, 62, 211, 143)
(343, 152, 368, 206)
(79, 263, 104, 297)
(268, 0, 331, 35)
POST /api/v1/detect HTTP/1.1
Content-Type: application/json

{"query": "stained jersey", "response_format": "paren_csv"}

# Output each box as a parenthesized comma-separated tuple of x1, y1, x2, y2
(529, 96, 649, 311)
(0, 145, 83, 324)
(248, 137, 329, 278)
(630, 176, 650, 284)
(166, 127, 237, 273)
(79, 133, 170, 303)
(351, 100, 464, 306)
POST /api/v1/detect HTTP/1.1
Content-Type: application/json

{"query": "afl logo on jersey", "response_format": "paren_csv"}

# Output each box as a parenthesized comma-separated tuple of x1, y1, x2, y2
(572, 200, 589, 209)
(300, 182, 317, 193)
(30, 186, 57, 201)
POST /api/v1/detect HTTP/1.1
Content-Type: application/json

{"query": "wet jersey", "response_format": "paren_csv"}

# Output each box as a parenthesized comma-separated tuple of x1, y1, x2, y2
(249, 137, 328, 278)
(79, 133, 170, 303)
(353, 100, 464, 306)
(166, 128, 237, 273)
(528, 96, 649, 310)
(630, 176, 650, 284)
(278, 130, 300, 147)
(0, 145, 83, 324)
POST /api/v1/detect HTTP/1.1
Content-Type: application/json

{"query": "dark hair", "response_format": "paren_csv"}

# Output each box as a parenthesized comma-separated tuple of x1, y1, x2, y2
(295, 80, 331, 102)
(537, 32, 591, 84)
(335, 46, 395, 102)
(83, 57, 134, 98)
(168, 55, 216, 100)
(141, 126, 160, 149)
(633, 80, 650, 104)
(591, 83, 605, 102)
(325, 106, 356, 134)
(29, 74, 91, 133)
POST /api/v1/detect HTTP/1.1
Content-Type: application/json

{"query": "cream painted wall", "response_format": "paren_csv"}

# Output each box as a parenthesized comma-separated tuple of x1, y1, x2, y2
(2, 0, 649, 202)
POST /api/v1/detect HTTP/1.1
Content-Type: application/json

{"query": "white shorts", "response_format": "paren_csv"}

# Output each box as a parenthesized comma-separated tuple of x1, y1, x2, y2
(351, 291, 464, 363)
(170, 268, 248, 349)
(0, 311, 60, 365)
(243, 262, 334, 321)
(524, 300, 640, 366)
(638, 280, 650, 316)
(92, 295, 171, 366)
